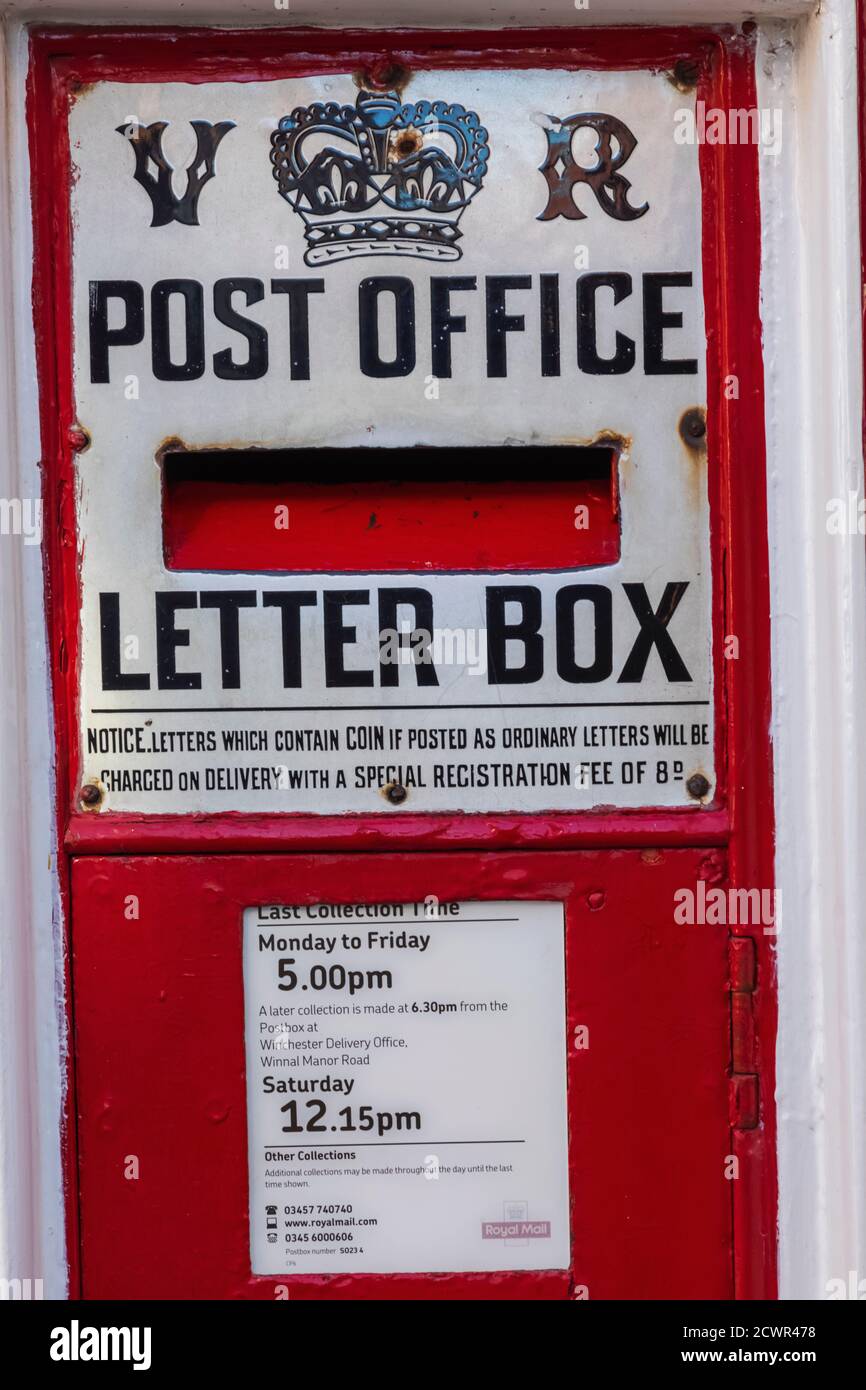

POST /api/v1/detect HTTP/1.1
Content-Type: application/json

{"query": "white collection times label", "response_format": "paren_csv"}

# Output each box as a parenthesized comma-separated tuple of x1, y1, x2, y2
(243, 900, 570, 1275)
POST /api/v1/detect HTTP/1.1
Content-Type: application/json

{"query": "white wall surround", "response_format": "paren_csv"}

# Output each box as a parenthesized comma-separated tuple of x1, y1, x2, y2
(0, 17, 68, 1300)
(0, 0, 863, 1303)
(756, 3, 866, 1301)
(0, 0, 820, 30)
(0, 1, 822, 28)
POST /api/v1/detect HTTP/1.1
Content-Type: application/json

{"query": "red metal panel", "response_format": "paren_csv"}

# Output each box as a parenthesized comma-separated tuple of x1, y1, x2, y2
(72, 850, 732, 1300)
(698, 35, 777, 1300)
(27, 24, 757, 856)
(65, 808, 730, 855)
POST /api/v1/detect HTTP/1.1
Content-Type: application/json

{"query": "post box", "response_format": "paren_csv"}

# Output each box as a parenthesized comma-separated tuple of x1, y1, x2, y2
(29, 23, 776, 1299)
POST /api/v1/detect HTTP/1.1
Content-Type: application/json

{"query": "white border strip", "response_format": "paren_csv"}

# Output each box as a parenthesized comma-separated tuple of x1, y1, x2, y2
(0, 19, 68, 1299)
(0, 1, 821, 30)
(758, 4, 866, 1300)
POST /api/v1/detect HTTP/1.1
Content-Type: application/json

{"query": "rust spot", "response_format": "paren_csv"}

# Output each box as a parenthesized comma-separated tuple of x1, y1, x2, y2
(640, 849, 663, 865)
(68, 79, 98, 101)
(667, 59, 701, 94)
(154, 436, 273, 465)
(677, 409, 707, 518)
(556, 428, 631, 454)
(155, 436, 189, 466)
(355, 60, 412, 95)
(389, 126, 424, 162)
(552, 431, 630, 519)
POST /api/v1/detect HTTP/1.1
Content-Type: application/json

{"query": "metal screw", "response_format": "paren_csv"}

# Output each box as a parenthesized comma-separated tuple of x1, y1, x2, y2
(67, 424, 91, 452)
(383, 782, 408, 806)
(679, 408, 707, 447)
(362, 59, 410, 92)
(686, 773, 711, 800)
(79, 782, 104, 809)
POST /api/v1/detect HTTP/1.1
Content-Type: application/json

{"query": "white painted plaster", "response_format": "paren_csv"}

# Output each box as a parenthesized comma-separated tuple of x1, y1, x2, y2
(0, 17, 68, 1300)
(757, 3, 866, 1301)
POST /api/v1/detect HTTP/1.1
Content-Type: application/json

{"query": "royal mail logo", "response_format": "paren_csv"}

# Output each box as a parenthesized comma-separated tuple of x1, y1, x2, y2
(270, 89, 489, 265)
(482, 1198, 553, 1241)
(482, 1220, 552, 1239)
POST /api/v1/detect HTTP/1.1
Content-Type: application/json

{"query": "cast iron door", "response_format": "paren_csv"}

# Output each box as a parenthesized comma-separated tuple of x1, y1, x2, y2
(72, 850, 732, 1299)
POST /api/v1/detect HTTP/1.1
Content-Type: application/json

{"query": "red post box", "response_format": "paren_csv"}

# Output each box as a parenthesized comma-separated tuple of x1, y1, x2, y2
(29, 23, 776, 1299)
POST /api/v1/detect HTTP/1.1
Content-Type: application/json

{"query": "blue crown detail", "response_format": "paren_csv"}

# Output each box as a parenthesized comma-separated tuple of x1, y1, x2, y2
(270, 89, 489, 265)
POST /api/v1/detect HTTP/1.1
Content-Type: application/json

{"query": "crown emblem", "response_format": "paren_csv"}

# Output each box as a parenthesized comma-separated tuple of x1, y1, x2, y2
(270, 89, 489, 265)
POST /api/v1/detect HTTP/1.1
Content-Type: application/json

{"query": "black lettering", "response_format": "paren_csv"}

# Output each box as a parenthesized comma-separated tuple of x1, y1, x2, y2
(377, 588, 439, 687)
(485, 276, 531, 377)
(618, 582, 692, 682)
(99, 592, 150, 690)
(556, 585, 613, 682)
(213, 279, 268, 380)
(271, 278, 325, 380)
(430, 277, 476, 378)
(358, 278, 415, 378)
(642, 273, 698, 375)
(89, 281, 144, 383)
(155, 592, 201, 689)
(540, 274, 561, 377)
(199, 590, 257, 688)
(263, 592, 318, 688)
(486, 586, 543, 684)
(151, 280, 205, 381)
(577, 273, 635, 374)
(324, 591, 374, 687)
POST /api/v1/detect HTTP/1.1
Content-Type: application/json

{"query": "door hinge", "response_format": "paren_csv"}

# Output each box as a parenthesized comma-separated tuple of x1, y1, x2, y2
(728, 935, 759, 1130)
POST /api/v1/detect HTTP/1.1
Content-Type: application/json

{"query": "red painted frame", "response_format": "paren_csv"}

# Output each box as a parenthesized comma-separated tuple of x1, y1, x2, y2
(27, 23, 776, 1300)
